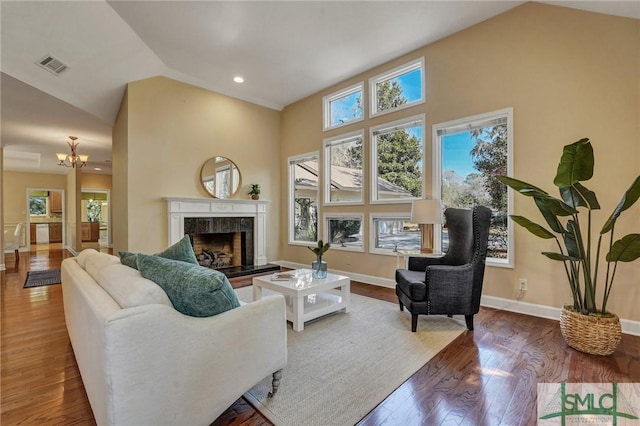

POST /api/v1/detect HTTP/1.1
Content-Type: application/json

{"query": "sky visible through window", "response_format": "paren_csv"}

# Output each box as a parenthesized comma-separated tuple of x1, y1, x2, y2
(443, 131, 476, 178)
(389, 68, 422, 103)
(330, 91, 362, 126)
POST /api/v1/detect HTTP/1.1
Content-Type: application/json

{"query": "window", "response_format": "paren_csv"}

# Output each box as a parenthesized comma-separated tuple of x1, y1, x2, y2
(289, 152, 320, 244)
(370, 57, 424, 117)
(369, 213, 420, 255)
(370, 115, 424, 203)
(324, 213, 364, 252)
(323, 130, 364, 205)
(29, 195, 46, 215)
(433, 108, 514, 267)
(323, 82, 364, 131)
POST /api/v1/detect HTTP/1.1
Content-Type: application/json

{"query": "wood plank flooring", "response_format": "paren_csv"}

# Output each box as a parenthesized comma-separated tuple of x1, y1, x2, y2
(2, 249, 638, 426)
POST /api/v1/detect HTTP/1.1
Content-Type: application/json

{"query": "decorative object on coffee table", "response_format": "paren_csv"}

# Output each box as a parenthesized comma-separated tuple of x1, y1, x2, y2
(248, 184, 261, 200)
(498, 138, 640, 356)
(308, 239, 330, 279)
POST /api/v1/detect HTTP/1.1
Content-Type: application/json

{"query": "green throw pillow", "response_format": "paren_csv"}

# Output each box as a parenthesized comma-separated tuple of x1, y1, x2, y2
(118, 235, 198, 269)
(137, 254, 240, 317)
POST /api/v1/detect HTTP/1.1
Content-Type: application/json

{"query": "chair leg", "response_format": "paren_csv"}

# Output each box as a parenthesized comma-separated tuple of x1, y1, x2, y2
(399, 300, 404, 311)
(465, 315, 474, 331)
(411, 314, 418, 332)
(14, 249, 19, 270)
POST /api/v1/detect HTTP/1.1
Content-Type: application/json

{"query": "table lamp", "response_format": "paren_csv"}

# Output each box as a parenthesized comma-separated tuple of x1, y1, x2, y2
(410, 199, 442, 253)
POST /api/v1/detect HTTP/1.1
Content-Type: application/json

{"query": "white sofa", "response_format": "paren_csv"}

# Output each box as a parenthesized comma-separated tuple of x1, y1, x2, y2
(61, 249, 287, 426)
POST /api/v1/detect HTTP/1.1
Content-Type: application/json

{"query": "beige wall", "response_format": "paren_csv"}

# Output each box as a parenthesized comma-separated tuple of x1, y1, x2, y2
(112, 92, 129, 253)
(113, 76, 282, 258)
(280, 3, 640, 321)
(3, 171, 68, 248)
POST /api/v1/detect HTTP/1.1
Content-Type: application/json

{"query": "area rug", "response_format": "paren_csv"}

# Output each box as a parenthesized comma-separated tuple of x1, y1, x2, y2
(23, 269, 61, 288)
(235, 286, 466, 426)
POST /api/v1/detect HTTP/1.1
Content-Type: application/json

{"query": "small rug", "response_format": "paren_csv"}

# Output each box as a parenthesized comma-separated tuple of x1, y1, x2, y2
(235, 286, 466, 426)
(23, 269, 61, 288)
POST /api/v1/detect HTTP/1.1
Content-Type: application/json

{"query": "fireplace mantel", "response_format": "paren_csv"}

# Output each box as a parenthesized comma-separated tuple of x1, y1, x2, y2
(165, 197, 269, 266)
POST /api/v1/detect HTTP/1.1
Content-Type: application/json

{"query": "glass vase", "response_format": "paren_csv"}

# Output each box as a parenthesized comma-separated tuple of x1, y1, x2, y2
(311, 259, 327, 279)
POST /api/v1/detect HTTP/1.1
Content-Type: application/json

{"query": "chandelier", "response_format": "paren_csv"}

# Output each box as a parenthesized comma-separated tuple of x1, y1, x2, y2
(56, 136, 89, 168)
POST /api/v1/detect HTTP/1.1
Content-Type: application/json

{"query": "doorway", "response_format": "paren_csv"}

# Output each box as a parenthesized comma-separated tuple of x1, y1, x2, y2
(81, 189, 110, 250)
(27, 188, 65, 251)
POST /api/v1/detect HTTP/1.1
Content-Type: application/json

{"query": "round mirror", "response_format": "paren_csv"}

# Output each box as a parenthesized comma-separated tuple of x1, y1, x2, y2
(200, 157, 242, 198)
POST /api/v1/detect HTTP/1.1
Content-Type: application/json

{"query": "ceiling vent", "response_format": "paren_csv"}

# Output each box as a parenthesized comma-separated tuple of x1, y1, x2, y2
(36, 54, 69, 76)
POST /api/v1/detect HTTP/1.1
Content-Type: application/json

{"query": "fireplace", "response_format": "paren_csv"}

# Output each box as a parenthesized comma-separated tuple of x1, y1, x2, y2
(185, 217, 253, 268)
(165, 197, 279, 277)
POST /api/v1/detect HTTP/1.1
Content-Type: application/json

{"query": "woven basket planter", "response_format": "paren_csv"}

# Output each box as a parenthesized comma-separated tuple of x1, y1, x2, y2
(560, 308, 622, 356)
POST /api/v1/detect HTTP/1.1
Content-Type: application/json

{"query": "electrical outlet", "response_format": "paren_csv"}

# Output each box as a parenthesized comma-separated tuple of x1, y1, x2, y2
(519, 278, 528, 291)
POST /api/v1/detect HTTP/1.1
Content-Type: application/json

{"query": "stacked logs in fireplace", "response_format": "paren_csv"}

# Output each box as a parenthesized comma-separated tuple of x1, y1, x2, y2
(197, 250, 233, 268)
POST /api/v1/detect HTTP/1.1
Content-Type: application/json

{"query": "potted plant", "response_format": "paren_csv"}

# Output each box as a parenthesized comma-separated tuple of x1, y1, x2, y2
(248, 184, 261, 200)
(498, 138, 640, 355)
(308, 240, 331, 279)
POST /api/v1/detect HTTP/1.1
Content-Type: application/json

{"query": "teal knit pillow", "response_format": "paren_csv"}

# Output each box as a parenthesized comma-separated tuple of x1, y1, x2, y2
(118, 235, 198, 269)
(136, 254, 240, 317)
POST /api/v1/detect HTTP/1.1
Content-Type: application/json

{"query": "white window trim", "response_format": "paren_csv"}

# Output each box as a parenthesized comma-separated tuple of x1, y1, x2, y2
(432, 107, 514, 268)
(369, 212, 412, 256)
(323, 213, 365, 253)
(288, 151, 320, 246)
(370, 114, 425, 205)
(323, 129, 365, 206)
(369, 57, 425, 118)
(323, 81, 365, 131)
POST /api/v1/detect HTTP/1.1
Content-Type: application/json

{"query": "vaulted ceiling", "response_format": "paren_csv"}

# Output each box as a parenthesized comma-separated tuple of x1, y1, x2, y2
(2, 1, 638, 174)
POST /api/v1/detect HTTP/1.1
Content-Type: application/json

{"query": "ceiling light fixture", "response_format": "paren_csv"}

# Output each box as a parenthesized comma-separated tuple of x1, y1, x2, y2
(56, 136, 89, 168)
(233, 76, 244, 83)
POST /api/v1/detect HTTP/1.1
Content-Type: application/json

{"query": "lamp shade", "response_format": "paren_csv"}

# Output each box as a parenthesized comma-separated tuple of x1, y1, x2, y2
(410, 199, 442, 224)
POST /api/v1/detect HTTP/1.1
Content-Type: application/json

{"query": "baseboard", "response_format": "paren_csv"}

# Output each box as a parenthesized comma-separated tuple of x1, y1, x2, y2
(272, 260, 640, 336)
(481, 295, 640, 337)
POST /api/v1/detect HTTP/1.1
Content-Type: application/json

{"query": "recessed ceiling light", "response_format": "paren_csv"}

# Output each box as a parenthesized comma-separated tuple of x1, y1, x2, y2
(233, 76, 244, 83)
(94, 167, 101, 171)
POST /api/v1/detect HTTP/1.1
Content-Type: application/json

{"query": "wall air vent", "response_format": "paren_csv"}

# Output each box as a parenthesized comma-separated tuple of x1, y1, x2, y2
(36, 54, 69, 76)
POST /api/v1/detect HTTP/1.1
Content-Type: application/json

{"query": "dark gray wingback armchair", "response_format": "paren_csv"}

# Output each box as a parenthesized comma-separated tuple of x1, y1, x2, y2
(395, 206, 492, 332)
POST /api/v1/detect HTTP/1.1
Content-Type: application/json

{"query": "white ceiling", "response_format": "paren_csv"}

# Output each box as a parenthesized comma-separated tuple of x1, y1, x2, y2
(2, 1, 638, 175)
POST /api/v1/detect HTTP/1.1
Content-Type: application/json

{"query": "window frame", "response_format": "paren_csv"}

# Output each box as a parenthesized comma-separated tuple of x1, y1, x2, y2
(370, 114, 425, 205)
(322, 82, 365, 131)
(369, 57, 425, 118)
(288, 151, 321, 246)
(432, 107, 514, 268)
(323, 213, 365, 253)
(323, 129, 365, 206)
(369, 212, 422, 256)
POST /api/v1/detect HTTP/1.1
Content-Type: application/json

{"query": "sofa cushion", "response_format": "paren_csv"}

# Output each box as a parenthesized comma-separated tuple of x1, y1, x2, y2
(77, 248, 100, 269)
(118, 235, 198, 269)
(137, 254, 240, 317)
(81, 251, 173, 308)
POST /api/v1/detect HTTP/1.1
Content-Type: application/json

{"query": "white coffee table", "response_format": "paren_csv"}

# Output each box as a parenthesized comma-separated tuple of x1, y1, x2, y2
(252, 269, 350, 331)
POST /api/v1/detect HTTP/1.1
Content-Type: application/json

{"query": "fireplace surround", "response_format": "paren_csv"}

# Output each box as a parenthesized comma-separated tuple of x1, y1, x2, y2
(165, 197, 274, 276)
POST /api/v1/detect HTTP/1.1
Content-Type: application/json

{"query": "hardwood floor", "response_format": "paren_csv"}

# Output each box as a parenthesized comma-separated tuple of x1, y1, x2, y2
(2, 249, 638, 426)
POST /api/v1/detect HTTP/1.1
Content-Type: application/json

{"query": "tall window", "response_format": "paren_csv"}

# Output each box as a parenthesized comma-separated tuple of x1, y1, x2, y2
(289, 152, 320, 244)
(323, 82, 364, 131)
(433, 108, 514, 266)
(369, 214, 420, 254)
(369, 57, 424, 117)
(370, 115, 424, 203)
(324, 130, 364, 205)
(324, 213, 364, 252)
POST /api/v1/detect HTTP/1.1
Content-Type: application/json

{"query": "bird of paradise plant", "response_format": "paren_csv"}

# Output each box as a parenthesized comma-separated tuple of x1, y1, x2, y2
(498, 138, 640, 315)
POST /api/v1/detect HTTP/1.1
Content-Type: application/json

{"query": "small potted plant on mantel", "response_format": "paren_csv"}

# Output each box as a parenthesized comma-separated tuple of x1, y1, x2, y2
(498, 138, 640, 356)
(248, 184, 261, 200)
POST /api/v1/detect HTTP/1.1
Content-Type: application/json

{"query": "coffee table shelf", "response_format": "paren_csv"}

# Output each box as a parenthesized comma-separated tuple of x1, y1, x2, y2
(252, 269, 350, 331)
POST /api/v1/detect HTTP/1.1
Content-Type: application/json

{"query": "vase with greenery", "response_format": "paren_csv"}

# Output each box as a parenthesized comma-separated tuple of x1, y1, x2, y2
(308, 240, 331, 279)
(248, 184, 261, 200)
(498, 138, 640, 355)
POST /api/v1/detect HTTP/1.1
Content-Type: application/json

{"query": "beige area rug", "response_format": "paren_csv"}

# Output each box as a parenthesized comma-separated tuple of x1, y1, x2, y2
(235, 286, 466, 426)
